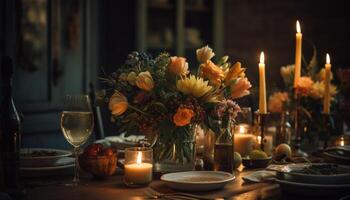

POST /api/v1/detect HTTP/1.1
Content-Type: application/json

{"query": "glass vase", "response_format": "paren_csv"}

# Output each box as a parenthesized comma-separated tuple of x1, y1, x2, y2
(152, 124, 196, 173)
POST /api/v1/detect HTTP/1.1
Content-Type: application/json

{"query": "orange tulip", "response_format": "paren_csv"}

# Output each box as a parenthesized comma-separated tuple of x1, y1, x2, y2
(200, 60, 224, 86)
(108, 92, 128, 116)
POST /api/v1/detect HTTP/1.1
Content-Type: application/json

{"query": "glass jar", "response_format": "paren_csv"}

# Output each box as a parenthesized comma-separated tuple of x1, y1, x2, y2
(214, 120, 234, 173)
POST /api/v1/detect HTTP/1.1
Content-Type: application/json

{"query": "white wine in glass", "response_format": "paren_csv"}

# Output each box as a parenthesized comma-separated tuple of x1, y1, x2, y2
(61, 95, 94, 186)
(61, 111, 94, 148)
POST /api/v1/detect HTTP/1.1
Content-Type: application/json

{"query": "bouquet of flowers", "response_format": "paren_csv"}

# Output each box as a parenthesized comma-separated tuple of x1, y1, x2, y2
(101, 45, 251, 171)
(268, 47, 338, 143)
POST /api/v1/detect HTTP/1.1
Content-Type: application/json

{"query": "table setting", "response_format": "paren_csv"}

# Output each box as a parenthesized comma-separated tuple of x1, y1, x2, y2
(2, 20, 350, 200)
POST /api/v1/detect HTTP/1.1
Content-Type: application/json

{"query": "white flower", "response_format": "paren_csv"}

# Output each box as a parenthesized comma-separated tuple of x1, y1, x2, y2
(196, 45, 215, 63)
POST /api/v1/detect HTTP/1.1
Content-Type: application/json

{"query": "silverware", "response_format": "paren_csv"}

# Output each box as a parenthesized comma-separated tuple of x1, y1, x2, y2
(144, 187, 219, 200)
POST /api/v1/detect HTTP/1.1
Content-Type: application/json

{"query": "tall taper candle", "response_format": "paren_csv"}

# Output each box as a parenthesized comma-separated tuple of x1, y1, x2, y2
(259, 52, 267, 114)
(323, 53, 331, 114)
(294, 20, 302, 87)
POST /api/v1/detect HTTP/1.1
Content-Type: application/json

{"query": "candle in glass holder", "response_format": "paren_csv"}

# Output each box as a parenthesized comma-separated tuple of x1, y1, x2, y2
(124, 147, 153, 186)
(255, 135, 273, 156)
(234, 124, 254, 157)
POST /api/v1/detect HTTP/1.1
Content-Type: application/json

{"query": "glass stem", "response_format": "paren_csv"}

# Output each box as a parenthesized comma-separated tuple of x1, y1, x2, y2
(73, 147, 80, 185)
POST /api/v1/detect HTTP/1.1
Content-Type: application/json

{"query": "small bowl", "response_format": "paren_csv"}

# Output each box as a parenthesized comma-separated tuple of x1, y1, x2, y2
(79, 152, 117, 178)
(242, 157, 271, 169)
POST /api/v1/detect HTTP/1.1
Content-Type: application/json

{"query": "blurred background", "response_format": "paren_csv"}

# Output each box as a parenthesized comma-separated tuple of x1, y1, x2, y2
(1, 0, 350, 149)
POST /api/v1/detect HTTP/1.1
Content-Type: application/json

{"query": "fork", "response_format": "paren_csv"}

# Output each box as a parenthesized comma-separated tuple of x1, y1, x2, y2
(144, 187, 219, 200)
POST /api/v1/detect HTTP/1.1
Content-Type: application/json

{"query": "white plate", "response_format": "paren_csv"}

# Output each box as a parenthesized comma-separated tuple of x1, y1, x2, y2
(20, 162, 75, 177)
(20, 148, 72, 168)
(269, 163, 350, 184)
(275, 178, 350, 196)
(161, 171, 235, 191)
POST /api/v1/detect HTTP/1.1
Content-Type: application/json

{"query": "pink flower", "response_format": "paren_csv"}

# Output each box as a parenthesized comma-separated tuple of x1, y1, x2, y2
(295, 76, 314, 97)
(230, 78, 252, 99)
(268, 92, 289, 113)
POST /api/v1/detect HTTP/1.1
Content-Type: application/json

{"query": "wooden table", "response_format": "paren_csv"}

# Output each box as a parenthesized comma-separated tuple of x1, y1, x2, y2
(20, 170, 342, 200)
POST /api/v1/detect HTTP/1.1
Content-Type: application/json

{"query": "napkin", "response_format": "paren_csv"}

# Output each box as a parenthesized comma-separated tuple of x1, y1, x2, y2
(242, 170, 276, 183)
(95, 133, 145, 150)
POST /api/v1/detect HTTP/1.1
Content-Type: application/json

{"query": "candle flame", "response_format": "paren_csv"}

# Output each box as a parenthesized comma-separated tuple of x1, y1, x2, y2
(340, 136, 345, 147)
(257, 136, 262, 144)
(136, 152, 142, 165)
(326, 53, 330, 64)
(239, 126, 245, 134)
(296, 20, 301, 33)
(259, 51, 265, 64)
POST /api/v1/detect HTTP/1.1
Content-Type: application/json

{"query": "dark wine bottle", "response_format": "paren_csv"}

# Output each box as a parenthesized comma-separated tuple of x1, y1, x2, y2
(0, 56, 24, 197)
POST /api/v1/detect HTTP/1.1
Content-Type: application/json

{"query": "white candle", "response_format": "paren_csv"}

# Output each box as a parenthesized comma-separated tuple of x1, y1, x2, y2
(234, 124, 254, 157)
(124, 152, 153, 184)
(259, 52, 267, 114)
(294, 20, 302, 87)
(323, 53, 331, 114)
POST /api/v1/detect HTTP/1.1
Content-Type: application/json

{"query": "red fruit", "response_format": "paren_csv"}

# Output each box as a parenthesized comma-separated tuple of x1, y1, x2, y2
(101, 147, 114, 156)
(84, 143, 104, 156)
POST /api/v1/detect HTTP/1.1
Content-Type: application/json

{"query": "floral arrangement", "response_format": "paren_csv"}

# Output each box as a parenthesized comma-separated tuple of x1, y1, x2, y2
(268, 49, 338, 114)
(101, 46, 251, 167)
(267, 48, 339, 142)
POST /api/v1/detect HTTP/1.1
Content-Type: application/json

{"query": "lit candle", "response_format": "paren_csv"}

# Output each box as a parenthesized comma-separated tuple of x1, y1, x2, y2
(255, 135, 273, 156)
(340, 136, 345, 147)
(259, 51, 267, 114)
(233, 124, 254, 157)
(294, 20, 302, 87)
(323, 53, 331, 114)
(124, 150, 153, 185)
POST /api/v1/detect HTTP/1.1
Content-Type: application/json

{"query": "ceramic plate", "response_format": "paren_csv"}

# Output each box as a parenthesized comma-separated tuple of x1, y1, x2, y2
(275, 178, 350, 196)
(20, 160, 75, 178)
(20, 148, 72, 168)
(161, 171, 235, 191)
(269, 163, 350, 184)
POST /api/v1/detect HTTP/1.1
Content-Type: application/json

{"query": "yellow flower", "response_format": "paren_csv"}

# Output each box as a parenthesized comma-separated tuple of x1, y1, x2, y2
(280, 65, 294, 83)
(177, 75, 218, 102)
(196, 45, 215, 63)
(309, 81, 337, 99)
(295, 76, 314, 97)
(135, 71, 154, 91)
(230, 78, 251, 99)
(168, 56, 189, 76)
(173, 108, 195, 127)
(224, 62, 246, 86)
(200, 60, 224, 86)
(268, 92, 289, 113)
(316, 68, 334, 81)
(108, 92, 128, 116)
(127, 72, 137, 85)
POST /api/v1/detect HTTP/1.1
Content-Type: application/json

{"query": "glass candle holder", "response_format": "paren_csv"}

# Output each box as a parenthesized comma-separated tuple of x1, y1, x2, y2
(124, 147, 153, 187)
(233, 123, 254, 157)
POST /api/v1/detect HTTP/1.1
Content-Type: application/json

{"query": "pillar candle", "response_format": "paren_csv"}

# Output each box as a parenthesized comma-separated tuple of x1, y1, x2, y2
(323, 53, 331, 114)
(233, 124, 254, 157)
(259, 52, 267, 114)
(294, 20, 302, 87)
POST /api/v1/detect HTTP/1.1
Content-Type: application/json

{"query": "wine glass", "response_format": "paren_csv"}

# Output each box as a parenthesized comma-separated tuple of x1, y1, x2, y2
(61, 95, 94, 186)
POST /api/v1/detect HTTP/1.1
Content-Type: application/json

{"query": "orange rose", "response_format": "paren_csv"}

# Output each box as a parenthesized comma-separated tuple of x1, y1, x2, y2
(295, 76, 314, 97)
(200, 60, 224, 86)
(108, 92, 128, 116)
(173, 108, 195, 127)
(168, 56, 189, 76)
